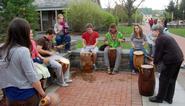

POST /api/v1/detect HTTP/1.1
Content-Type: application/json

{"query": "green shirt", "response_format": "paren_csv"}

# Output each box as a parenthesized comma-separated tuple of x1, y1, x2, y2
(105, 32, 123, 48)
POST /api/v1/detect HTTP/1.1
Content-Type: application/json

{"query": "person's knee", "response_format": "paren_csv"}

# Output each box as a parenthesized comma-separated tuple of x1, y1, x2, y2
(65, 35, 71, 42)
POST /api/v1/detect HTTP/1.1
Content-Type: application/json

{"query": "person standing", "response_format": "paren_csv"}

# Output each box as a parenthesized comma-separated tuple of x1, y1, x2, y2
(0, 18, 46, 105)
(149, 24, 184, 104)
(149, 18, 154, 28)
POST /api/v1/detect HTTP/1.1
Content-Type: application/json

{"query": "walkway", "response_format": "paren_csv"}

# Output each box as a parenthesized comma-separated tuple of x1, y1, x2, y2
(46, 24, 185, 106)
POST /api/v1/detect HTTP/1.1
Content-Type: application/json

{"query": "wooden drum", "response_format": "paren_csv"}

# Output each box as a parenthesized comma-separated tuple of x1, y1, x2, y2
(108, 48, 116, 68)
(80, 52, 93, 73)
(133, 51, 144, 69)
(138, 64, 155, 96)
(57, 57, 70, 73)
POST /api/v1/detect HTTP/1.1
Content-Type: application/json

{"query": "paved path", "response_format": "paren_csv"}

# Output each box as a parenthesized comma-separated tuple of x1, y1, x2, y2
(46, 24, 185, 106)
(56, 71, 142, 106)
(142, 24, 185, 106)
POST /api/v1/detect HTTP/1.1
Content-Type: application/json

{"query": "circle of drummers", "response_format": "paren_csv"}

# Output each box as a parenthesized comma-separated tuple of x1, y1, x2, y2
(0, 16, 184, 105)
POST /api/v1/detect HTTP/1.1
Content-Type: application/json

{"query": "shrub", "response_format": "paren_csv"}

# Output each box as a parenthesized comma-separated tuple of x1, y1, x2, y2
(66, 0, 116, 32)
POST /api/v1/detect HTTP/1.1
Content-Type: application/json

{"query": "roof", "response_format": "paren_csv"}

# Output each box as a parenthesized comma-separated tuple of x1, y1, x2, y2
(33, 0, 68, 11)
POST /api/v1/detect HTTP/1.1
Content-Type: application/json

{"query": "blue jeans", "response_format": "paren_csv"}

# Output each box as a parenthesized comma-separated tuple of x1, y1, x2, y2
(129, 48, 147, 71)
(55, 34, 71, 51)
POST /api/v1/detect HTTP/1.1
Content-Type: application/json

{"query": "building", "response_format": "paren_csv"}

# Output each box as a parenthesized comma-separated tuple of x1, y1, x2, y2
(33, 0, 68, 31)
(34, 0, 101, 31)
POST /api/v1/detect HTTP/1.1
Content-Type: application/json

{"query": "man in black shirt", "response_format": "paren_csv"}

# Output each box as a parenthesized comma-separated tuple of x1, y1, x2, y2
(149, 24, 184, 104)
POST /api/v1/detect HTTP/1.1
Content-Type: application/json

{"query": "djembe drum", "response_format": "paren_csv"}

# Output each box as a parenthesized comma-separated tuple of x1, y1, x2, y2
(80, 52, 93, 73)
(108, 48, 116, 68)
(138, 64, 155, 96)
(39, 92, 61, 106)
(133, 51, 144, 69)
(57, 57, 70, 73)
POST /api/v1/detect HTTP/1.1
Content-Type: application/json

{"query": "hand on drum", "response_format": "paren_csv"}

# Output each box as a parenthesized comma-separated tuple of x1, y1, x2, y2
(149, 61, 154, 65)
(118, 38, 124, 42)
(43, 58, 49, 64)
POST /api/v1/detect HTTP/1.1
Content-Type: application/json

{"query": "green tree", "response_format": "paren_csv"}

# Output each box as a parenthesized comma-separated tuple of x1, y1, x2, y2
(165, 0, 176, 20)
(0, 0, 38, 34)
(114, 0, 145, 26)
(113, 4, 128, 23)
(180, 0, 185, 20)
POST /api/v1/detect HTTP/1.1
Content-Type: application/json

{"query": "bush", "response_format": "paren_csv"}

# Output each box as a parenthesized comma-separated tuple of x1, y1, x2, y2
(66, 0, 116, 32)
(0, 0, 38, 34)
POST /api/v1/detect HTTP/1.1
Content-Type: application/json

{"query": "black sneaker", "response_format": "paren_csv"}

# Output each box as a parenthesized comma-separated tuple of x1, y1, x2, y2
(149, 96, 163, 103)
(164, 98, 173, 104)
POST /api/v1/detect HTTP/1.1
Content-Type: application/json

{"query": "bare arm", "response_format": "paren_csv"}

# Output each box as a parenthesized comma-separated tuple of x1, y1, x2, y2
(32, 81, 46, 97)
(37, 45, 53, 56)
(82, 39, 86, 48)
(93, 39, 98, 47)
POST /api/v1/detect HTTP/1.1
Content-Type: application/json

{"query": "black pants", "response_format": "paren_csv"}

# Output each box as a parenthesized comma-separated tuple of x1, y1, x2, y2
(157, 61, 182, 100)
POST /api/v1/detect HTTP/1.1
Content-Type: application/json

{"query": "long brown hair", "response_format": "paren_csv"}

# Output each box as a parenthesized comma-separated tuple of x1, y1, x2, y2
(133, 24, 143, 38)
(0, 18, 31, 62)
(109, 23, 117, 34)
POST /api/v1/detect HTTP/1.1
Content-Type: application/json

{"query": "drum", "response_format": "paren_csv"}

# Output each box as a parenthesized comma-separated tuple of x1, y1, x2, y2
(108, 48, 116, 68)
(39, 93, 61, 106)
(57, 57, 70, 73)
(133, 51, 144, 69)
(80, 52, 93, 73)
(138, 64, 155, 96)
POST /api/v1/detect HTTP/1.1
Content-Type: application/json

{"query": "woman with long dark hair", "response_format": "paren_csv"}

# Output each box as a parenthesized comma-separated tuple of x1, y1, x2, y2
(0, 18, 46, 106)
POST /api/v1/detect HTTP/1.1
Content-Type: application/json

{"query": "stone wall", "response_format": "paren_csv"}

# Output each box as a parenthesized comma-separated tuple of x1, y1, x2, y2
(70, 49, 130, 71)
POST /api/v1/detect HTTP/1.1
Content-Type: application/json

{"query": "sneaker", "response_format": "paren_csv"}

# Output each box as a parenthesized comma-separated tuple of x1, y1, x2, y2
(65, 79, 73, 83)
(131, 70, 136, 75)
(93, 64, 97, 70)
(113, 68, 119, 73)
(107, 67, 111, 74)
(111, 71, 116, 75)
(67, 50, 72, 53)
(56, 81, 69, 87)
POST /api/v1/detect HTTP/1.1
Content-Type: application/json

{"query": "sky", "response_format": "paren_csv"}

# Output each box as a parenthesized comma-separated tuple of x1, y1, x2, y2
(100, 0, 171, 10)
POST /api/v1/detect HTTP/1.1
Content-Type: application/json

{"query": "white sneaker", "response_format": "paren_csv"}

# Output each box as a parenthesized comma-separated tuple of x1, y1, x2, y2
(65, 79, 73, 83)
(131, 70, 136, 75)
(93, 64, 97, 70)
(56, 81, 69, 87)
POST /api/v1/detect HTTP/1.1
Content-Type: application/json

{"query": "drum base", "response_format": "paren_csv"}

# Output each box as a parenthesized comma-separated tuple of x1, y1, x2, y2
(138, 65, 155, 96)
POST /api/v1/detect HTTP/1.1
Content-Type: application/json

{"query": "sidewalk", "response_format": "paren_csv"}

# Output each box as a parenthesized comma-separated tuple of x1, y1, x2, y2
(55, 70, 142, 106)
(44, 24, 185, 106)
(142, 24, 185, 106)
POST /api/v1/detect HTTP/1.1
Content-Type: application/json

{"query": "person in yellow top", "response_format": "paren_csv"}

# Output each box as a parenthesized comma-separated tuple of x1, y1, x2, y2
(104, 23, 124, 74)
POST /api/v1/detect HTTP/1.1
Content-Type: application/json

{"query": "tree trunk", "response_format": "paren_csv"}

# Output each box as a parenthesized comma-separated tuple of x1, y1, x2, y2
(128, 12, 132, 26)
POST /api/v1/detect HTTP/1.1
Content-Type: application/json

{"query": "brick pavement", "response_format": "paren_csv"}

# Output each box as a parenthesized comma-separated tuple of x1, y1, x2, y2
(56, 71, 142, 106)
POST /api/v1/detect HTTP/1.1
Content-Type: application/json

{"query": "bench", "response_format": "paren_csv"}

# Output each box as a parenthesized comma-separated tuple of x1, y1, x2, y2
(70, 48, 131, 71)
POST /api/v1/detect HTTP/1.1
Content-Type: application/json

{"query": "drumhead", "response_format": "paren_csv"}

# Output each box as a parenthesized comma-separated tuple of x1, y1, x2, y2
(134, 51, 144, 55)
(80, 52, 92, 54)
(109, 48, 116, 50)
(59, 58, 70, 64)
(141, 64, 153, 69)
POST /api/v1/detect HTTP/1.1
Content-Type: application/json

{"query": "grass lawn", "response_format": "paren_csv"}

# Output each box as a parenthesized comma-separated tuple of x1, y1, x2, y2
(76, 40, 132, 49)
(169, 28, 185, 37)
(76, 25, 134, 49)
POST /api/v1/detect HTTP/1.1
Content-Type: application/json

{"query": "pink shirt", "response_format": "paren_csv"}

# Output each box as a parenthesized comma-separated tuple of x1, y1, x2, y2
(31, 40, 39, 59)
